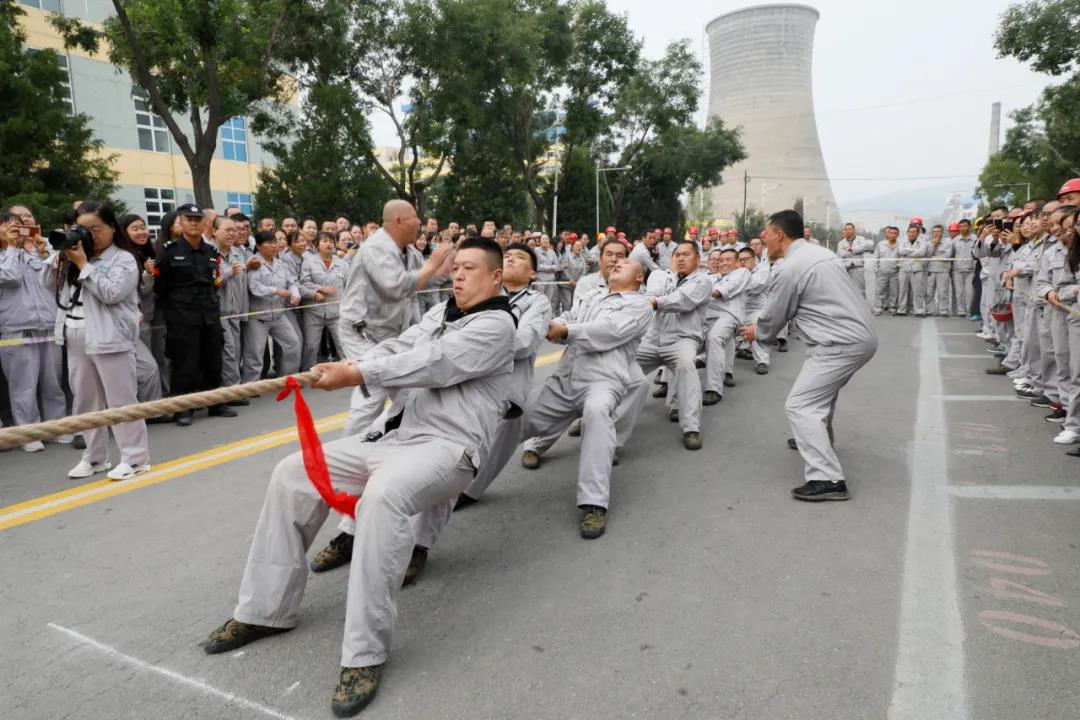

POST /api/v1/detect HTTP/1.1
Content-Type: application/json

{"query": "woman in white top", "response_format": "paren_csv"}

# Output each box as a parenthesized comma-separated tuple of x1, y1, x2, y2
(43, 201, 150, 481)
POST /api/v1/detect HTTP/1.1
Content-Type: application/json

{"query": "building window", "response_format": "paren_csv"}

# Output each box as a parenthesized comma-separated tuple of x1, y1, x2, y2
(144, 187, 176, 239)
(133, 87, 169, 153)
(226, 192, 253, 217)
(221, 117, 248, 162)
(20, 0, 64, 11)
(55, 54, 74, 113)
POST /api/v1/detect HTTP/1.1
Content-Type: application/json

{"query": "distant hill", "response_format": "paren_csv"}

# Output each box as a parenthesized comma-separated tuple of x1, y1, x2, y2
(838, 183, 977, 217)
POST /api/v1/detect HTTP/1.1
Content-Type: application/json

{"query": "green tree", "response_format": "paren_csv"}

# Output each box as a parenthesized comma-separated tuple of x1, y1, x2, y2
(254, 83, 389, 223)
(733, 207, 766, 241)
(1, 0, 117, 227)
(53, 0, 304, 208)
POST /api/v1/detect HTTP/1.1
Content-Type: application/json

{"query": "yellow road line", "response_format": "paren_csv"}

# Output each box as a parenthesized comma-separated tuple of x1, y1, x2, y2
(1, 349, 563, 532)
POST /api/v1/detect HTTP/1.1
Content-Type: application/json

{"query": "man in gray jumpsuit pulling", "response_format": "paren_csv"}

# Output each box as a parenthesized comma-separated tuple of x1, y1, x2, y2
(202, 238, 516, 717)
(741, 210, 879, 502)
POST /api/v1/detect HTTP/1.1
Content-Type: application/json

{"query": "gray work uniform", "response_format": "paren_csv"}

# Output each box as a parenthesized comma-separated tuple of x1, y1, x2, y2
(242, 257, 300, 383)
(534, 247, 561, 316)
(836, 236, 875, 299)
(952, 234, 977, 316)
(1053, 261, 1080, 433)
(874, 240, 900, 314)
(756, 239, 878, 484)
(0, 247, 66, 428)
(629, 242, 660, 275)
(897, 236, 929, 315)
(338, 229, 425, 437)
(657, 240, 676, 270)
(132, 258, 162, 402)
(925, 238, 955, 316)
(975, 236, 1008, 342)
(561, 251, 588, 312)
(43, 246, 149, 467)
(215, 243, 248, 387)
(412, 288, 553, 549)
(279, 251, 307, 364)
(635, 268, 712, 433)
(522, 289, 653, 508)
(739, 259, 772, 366)
(1039, 239, 1071, 408)
(299, 254, 347, 370)
(1006, 241, 1038, 380)
(704, 267, 750, 395)
(233, 303, 515, 669)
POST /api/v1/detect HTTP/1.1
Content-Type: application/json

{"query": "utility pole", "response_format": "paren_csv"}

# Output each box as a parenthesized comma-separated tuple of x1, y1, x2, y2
(742, 170, 749, 226)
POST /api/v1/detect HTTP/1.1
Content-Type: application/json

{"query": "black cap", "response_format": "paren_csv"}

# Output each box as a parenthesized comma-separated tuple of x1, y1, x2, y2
(177, 203, 205, 218)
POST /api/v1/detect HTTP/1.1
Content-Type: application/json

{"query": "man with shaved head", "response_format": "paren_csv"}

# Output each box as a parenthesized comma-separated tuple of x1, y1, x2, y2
(336, 200, 454, 438)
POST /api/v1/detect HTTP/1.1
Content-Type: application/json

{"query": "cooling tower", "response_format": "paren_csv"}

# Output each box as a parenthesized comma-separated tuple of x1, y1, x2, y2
(706, 4, 836, 226)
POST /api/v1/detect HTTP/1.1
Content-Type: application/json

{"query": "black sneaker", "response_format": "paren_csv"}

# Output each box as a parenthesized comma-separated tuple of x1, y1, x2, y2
(985, 365, 1010, 375)
(227, 398, 250, 407)
(402, 546, 427, 587)
(73, 434, 86, 449)
(736, 348, 753, 360)
(694, 357, 706, 369)
(792, 480, 850, 502)
(652, 383, 668, 398)
(755, 363, 769, 375)
(1045, 408, 1067, 424)
(787, 438, 798, 451)
(146, 415, 175, 425)
(310, 532, 354, 573)
(702, 391, 722, 406)
(580, 505, 607, 539)
(1067, 447, 1080, 458)
(332, 664, 384, 718)
(203, 618, 291, 654)
(723, 373, 736, 388)
(567, 419, 582, 437)
(1016, 389, 1040, 400)
(175, 411, 194, 427)
(777, 339, 788, 352)
(668, 408, 679, 423)
(208, 405, 238, 418)
(453, 493, 478, 511)
(1029, 395, 1053, 408)
(521, 450, 541, 469)
(612, 448, 621, 466)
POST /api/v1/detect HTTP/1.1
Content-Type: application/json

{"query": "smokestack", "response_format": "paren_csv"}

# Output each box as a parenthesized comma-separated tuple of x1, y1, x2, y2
(988, 102, 1001, 157)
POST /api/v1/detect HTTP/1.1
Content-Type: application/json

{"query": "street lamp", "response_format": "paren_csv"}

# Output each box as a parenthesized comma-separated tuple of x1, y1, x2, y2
(596, 165, 632, 237)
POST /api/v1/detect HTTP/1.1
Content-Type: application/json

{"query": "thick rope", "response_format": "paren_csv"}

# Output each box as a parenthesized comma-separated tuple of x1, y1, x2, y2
(0, 370, 322, 450)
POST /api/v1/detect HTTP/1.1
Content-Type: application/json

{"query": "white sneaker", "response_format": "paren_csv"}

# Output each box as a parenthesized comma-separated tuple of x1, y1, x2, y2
(54, 434, 75, 445)
(106, 462, 151, 481)
(1053, 430, 1080, 445)
(22, 441, 45, 453)
(68, 459, 112, 478)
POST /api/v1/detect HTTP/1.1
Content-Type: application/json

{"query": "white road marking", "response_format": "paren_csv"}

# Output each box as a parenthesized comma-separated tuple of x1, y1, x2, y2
(949, 485, 1080, 500)
(936, 394, 1024, 402)
(889, 320, 969, 720)
(281, 681, 301, 698)
(48, 623, 303, 720)
(939, 353, 993, 359)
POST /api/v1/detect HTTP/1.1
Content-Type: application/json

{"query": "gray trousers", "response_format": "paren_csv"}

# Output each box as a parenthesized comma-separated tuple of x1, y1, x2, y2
(705, 314, 740, 395)
(557, 285, 574, 317)
(233, 435, 472, 668)
(875, 272, 898, 313)
(522, 376, 623, 508)
(953, 271, 974, 316)
(150, 308, 170, 396)
(242, 315, 299, 383)
(1065, 313, 1080, 434)
(847, 265, 866, 297)
(339, 321, 394, 438)
(0, 330, 66, 427)
(897, 270, 926, 315)
(302, 312, 343, 371)
(1051, 307, 1072, 410)
(220, 317, 242, 387)
(926, 272, 951, 316)
(787, 341, 877, 483)
(637, 337, 701, 433)
(66, 327, 149, 466)
(134, 335, 162, 403)
(525, 368, 645, 456)
(980, 275, 995, 336)
(542, 283, 562, 318)
(1036, 305, 1060, 404)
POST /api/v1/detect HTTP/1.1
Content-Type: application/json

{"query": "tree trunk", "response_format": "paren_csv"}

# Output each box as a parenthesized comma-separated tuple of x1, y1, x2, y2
(190, 159, 214, 209)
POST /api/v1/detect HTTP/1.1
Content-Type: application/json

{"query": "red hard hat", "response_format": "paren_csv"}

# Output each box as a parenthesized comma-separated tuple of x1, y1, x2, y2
(947, 223, 959, 231)
(759, 231, 767, 238)
(653, 228, 661, 234)
(708, 228, 719, 236)
(605, 226, 616, 233)
(616, 231, 626, 238)
(1058, 178, 1080, 198)
(568, 232, 578, 240)
(912, 216, 924, 225)
(990, 302, 1013, 323)
(688, 226, 699, 234)
(663, 227, 672, 233)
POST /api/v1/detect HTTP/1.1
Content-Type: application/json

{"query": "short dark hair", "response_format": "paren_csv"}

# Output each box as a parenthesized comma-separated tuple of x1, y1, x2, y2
(768, 209, 804, 241)
(505, 241, 538, 272)
(718, 247, 738, 257)
(288, 230, 307, 247)
(958, 218, 971, 226)
(253, 230, 277, 246)
(932, 224, 944, 230)
(457, 237, 504, 270)
(676, 239, 700, 255)
(991, 205, 1008, 215)
(232, 213, 251, 224)
(737, 247, 755, 259)
(599, 239, 628, 256)
(0, 211, 20, 225)
(316, 231, 336, 245)
(843, 222, 855, 229)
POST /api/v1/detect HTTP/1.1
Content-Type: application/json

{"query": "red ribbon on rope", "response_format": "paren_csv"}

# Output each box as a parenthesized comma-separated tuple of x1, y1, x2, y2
(277, 376, 359, 518)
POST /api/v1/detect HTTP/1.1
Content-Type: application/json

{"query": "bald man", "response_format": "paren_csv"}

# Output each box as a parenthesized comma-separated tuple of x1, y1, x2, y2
(337, 200, 454, 437)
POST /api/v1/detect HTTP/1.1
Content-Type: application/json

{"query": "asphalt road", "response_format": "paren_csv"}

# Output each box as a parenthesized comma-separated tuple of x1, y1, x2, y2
(1, 316, 1078, 720)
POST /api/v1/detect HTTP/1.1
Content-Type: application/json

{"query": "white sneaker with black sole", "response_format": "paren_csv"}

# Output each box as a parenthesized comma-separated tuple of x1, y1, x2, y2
(107, 463, 151, 481)
(22, 441, 45, 453)
(1053, 430, 1080, 445)
(68, 460, 112, 479)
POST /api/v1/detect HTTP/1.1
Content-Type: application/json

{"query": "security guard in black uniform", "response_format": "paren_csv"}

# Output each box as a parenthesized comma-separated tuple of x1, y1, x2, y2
(154, 203, 238, 427)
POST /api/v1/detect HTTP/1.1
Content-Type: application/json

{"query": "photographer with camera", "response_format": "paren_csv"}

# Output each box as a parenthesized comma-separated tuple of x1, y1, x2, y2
(42, 201, 150, 480)
(0, 209, 67, 452)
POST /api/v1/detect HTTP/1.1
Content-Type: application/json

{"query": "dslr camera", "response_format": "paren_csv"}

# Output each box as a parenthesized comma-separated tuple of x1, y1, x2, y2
(48, 225, 92, 253)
